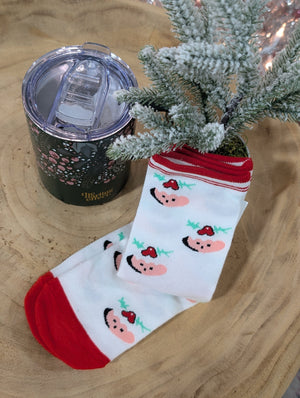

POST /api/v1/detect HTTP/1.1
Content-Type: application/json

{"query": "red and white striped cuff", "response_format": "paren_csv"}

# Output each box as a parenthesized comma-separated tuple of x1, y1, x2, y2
(149, 147, 253, 192)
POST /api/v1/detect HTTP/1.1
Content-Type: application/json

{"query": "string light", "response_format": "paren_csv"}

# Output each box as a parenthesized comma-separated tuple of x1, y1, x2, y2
(256, 0, 298, 69)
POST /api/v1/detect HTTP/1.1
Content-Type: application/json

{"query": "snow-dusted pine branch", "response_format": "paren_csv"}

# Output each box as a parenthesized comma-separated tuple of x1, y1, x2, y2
(108, 0, 299, 161)
(161, 0, 208, 42)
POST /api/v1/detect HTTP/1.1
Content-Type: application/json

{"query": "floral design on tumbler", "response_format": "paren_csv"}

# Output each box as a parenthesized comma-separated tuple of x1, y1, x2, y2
(28, 118, 133, 189)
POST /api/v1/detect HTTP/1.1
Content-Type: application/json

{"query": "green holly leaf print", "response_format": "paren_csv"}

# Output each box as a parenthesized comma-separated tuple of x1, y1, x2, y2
(118, 232, 125, 241)
(187, 220, 200, 229)
(118, 297, 130, 310)
(178, 180, 196, 190)
(213, 226, 232, 234)
(153, 173, 165, 181)
(132, 238, 144, 249)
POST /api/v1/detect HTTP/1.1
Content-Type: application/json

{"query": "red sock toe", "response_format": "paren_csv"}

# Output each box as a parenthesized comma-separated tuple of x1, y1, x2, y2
(35, 277, 110, 370)
(24, 272, 55, 352)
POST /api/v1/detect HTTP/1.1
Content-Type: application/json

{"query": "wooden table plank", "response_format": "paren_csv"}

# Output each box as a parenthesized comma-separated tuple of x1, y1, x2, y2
(0, 1, 299, 397)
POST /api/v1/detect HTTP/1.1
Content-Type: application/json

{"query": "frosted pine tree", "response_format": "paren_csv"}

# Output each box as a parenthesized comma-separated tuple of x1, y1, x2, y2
(107, 0, 300, 160)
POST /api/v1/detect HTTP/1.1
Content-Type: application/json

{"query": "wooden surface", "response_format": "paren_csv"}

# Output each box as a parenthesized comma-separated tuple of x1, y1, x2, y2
(0, 1, 299, 397)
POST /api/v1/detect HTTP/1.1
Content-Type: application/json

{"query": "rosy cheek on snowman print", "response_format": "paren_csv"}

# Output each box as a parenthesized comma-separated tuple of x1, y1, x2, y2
(104, 308, 135, 344)
(126, 255, 167, 276)
(150, 188, 189, 207)
(182, 236, 225, 253)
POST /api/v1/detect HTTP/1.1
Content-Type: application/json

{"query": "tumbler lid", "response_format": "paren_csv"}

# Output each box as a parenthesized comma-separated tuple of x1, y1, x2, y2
(22, 43, 137, 141)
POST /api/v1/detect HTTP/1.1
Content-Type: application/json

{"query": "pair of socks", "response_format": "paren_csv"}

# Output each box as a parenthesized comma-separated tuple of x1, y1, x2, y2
(25, 147, 253, 369)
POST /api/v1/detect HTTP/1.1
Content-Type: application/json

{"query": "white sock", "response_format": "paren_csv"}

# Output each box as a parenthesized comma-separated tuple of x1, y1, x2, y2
(25, 223, 194, 369)
(117, 147, 253, 301)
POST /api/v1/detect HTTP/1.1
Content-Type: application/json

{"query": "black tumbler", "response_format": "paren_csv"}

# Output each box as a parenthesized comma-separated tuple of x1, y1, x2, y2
(22, 43, 137, 205)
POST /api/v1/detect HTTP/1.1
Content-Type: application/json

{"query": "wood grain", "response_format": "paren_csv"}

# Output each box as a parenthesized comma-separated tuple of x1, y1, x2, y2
(0, 1, 299, 397)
